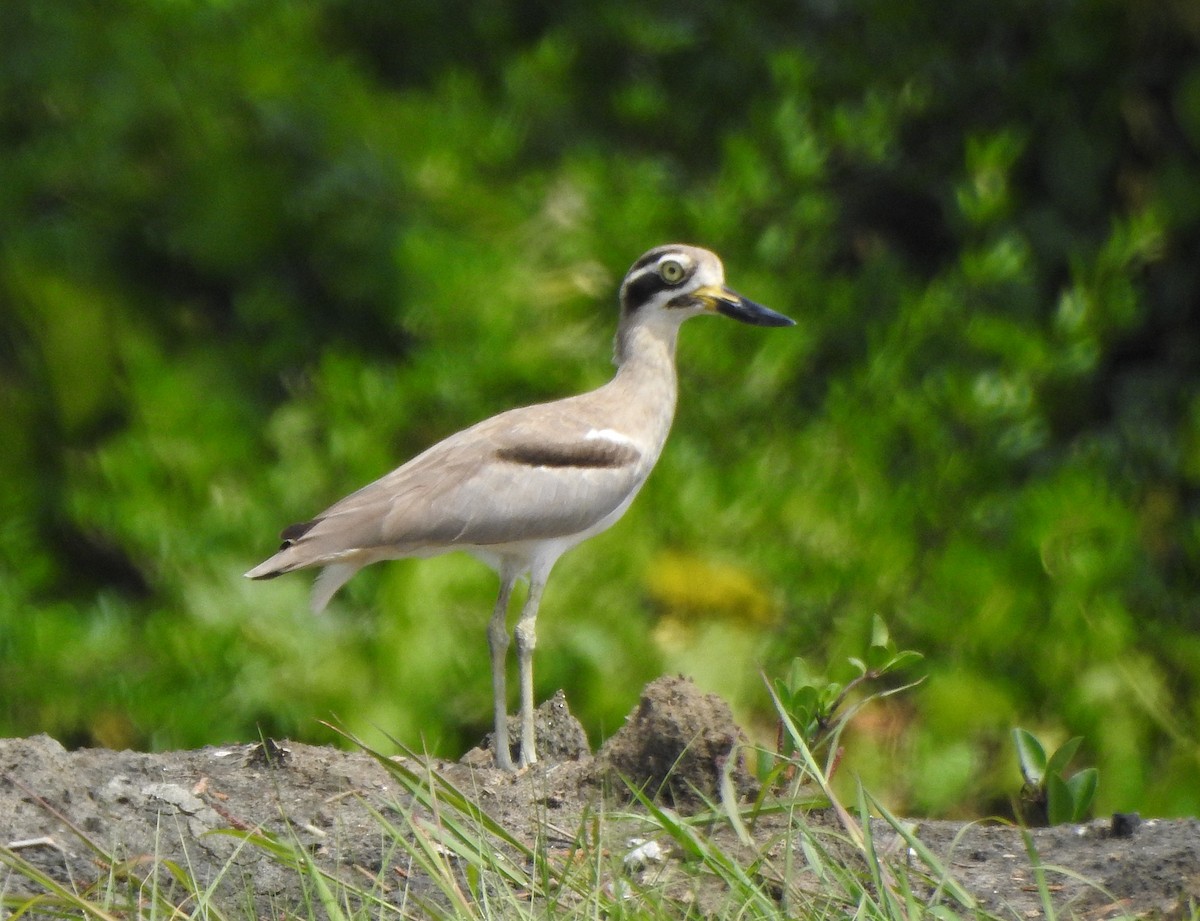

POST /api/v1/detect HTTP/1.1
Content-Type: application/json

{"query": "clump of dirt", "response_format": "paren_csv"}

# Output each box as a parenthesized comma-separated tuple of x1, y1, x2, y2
(461, 688, 591, 766)
(2, 679, 1199, 919)
(593, 674, 758, 806)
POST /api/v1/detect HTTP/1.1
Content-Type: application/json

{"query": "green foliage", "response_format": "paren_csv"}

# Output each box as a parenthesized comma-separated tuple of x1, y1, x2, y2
(2, 0, 1199, 818)
(769, 616, 923, 775)
(1013, 729, 1100, 826)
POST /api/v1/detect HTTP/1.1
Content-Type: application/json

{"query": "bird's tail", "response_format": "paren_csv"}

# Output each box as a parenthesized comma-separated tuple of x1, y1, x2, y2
(245, 550, 359, 613)
(244, 557, 286, 580)
(244, 523, 321, 581)
(310, 563, 359, 613)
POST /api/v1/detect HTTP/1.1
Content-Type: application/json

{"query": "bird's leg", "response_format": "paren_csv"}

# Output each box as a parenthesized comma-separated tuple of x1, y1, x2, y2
(487, 572, 517, 771)
(513, 571, 548, 769)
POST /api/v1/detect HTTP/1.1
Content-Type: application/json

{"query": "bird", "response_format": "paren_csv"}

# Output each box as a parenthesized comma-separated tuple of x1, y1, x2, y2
(245, 244, 794, 771)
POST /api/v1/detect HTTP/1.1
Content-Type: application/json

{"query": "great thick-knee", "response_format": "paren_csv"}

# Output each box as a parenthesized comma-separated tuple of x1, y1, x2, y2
(246, 245, 794, 770)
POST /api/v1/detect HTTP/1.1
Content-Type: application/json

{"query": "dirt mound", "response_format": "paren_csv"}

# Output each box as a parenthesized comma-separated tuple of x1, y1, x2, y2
(2, 680, 1198, 917)
(594, 674, 758, 805)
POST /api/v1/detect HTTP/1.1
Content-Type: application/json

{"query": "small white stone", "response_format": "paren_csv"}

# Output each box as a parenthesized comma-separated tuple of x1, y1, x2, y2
(624, 838, 666, 869)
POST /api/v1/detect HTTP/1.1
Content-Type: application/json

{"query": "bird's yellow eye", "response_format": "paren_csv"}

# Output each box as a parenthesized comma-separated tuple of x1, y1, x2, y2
(659, 259, 686, 284)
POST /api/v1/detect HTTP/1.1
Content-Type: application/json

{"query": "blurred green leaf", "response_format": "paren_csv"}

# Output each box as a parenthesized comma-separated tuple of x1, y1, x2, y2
(1044, 736, 1083, 781)
(1013, 729, 1047, 787)
(1065, 768, 1100, 822)
(1045, 772, 1073, 826)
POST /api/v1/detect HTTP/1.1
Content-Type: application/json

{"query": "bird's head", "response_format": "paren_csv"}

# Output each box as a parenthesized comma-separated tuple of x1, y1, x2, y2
(619, 245, 795, 328)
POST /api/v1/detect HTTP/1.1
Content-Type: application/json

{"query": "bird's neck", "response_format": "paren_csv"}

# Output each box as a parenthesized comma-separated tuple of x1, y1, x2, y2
(610, 318, 681, 411)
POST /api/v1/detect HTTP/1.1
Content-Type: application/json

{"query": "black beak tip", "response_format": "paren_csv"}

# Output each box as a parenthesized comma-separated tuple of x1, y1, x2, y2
(717, 296, 796, 328)
(763, 312, 797, 328)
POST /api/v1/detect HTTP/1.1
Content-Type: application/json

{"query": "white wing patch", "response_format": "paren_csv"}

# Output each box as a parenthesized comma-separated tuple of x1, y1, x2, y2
(585, 428, 639, 449)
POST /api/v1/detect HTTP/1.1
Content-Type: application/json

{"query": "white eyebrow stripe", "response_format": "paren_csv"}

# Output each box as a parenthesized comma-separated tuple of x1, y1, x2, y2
(585, 428, 639, 448)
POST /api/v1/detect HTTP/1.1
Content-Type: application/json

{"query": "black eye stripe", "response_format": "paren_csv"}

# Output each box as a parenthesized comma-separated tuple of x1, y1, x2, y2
(630, 248, 673, 272)
(630, 250, 691, 273)
(628, 249, 667, 271)
(621, 252, 696, 312)
(621, 269, 668, 313)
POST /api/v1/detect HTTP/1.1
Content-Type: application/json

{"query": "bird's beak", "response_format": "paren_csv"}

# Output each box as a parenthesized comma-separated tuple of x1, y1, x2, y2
(692, 284, 795, 327)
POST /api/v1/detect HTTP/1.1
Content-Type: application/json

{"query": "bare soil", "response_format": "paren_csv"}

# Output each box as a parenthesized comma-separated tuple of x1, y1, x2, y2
(2, 676, 1198, 918)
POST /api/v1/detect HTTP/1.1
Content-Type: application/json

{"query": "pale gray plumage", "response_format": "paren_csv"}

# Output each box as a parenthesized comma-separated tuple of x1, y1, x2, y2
(246, 244, 794, 770)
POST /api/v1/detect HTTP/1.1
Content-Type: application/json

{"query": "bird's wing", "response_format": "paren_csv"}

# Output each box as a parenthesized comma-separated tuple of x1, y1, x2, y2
(258, 396, 652, 572)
